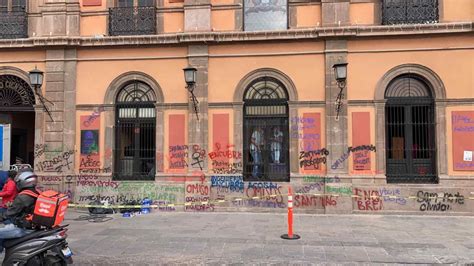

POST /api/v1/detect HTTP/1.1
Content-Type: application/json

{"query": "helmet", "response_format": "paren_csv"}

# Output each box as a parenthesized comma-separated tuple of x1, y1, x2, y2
(14, 169, 38, 190)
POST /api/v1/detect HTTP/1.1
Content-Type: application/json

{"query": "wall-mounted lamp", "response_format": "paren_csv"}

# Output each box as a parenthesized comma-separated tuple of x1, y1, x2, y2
(29, 66, 54, 121)
(332, 63, 348, 121)
(29, 67, 44, 89)
(183, 66, 197, 91)
(183, 66, 199, 121)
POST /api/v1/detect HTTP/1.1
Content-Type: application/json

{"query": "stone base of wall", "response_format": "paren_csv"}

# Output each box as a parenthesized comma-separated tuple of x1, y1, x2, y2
(37, 174, 474, 215)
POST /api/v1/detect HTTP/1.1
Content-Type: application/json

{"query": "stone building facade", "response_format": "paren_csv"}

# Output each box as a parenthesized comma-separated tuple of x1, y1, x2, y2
(0, 0, 472, 214)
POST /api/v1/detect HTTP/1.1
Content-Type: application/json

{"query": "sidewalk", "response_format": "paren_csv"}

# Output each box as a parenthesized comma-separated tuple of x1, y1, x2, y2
(63, 210, 474, 265)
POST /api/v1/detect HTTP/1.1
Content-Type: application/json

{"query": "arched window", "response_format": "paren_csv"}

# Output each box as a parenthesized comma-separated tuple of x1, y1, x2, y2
(385, 75, 437, 183)
(0, 75, 35, 111)
(114, 81, 156, 180)
(243, 77, 289, 181)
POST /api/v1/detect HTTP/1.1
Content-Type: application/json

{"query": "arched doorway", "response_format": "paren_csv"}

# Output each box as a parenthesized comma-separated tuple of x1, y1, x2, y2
(385, 74, 437, 183)
(0, 74, 36, 167)
(243, 76, 289, 181)
(114, 80, 156, 180)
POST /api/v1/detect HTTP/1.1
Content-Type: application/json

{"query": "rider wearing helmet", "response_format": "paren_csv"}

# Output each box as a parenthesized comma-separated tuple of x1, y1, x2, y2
(0, 168, 39, 253)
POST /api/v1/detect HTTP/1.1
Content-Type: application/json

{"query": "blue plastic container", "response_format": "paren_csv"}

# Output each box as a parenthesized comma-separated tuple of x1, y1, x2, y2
(141, 198, 152, 214)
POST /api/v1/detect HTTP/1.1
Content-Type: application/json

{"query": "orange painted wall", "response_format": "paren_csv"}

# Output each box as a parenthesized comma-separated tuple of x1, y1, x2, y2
(297, 108, 326, 175)
(80, 15, 107, 36)
(80, 0, 105, 10)
(348, 107, 376, 175)
(347, 36, 474, 100)
(208, 42, 325, 102)
(76, 47, 188, 104)
(350, 3, 375, 25)
(208, 109, 234, 173)
(163, 110, 188, 173)
(0, 51, 47, 94)
(442, 0, 474, 22)
(164, 13, 185, 33)
(163, 0, 184, 8)
(212, 10, 235, 31)
(446, 106, 474, 176)
(211, 0, 234, 4)
(296, 5, 321, 28)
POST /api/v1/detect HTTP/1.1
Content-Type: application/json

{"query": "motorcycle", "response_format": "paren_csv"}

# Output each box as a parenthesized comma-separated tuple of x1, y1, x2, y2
(2, 225, 73, 266)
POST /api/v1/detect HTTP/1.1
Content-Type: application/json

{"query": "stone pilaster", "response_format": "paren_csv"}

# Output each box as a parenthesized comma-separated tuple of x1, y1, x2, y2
(40, 0, 80, 37)
(43, 48, 77, 175)
(321, 0, 350, 27)
(187, 45, 209, 173)
(325, 40, 348, 176)
(184, 0, 211, 32)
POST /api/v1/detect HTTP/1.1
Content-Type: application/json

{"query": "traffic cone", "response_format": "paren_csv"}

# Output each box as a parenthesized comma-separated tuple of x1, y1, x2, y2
(281, 186, 300, 240)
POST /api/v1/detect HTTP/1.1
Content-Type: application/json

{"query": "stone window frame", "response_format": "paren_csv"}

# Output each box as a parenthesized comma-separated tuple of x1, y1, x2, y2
(233, 68, 299, 176)
(374, 63, 447, 180)
(103, 71, 165, 178)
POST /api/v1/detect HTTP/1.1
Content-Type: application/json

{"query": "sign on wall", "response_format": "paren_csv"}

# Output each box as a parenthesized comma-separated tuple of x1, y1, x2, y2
(168, 114, 186, 172)
(352, 112, 371, 171)
(452, 111, 474, 171)
(80, 115, 100, 171)
(0, 124, 11, 171)
(82, 0, 102, 6)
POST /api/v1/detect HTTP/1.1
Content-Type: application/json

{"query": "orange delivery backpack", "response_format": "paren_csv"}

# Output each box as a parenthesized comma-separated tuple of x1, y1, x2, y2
(20, 190, 69, 228)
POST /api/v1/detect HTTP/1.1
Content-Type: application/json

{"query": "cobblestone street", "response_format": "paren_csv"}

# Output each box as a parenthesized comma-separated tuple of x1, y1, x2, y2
(64, 211, 474, 265)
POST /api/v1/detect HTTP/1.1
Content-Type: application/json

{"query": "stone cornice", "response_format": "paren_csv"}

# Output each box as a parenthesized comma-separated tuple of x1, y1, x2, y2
(0, 22, 471, 49)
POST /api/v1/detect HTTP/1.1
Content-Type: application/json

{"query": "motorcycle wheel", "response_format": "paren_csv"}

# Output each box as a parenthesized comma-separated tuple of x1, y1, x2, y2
(43, 255, 66, 266)
(25, 256, 41, 266)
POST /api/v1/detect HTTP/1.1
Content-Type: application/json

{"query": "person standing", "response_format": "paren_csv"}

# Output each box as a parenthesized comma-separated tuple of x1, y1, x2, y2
(0, 170, 19, 220)
(250, 126, 264, 178)
(270, 126, 283, 163)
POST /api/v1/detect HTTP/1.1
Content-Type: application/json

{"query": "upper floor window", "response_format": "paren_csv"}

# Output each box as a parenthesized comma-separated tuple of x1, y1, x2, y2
(244, 0, 288, 31)
(109, 0, 156, 36)
(0, 0, 28, 39)
(0, 0, 26, 12)
(117, 0, 154, 7)
(243, 77, 289, 181)
(382, 0, 438, 25)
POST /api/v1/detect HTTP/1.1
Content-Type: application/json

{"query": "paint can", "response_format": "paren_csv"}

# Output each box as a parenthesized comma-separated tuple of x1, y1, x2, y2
(141, 198, 152, 214)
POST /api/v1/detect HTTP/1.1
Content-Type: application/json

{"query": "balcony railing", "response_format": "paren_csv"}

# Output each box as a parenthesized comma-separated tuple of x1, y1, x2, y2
(0, 11, 28, 39)
(382, 0, 438, 25)
(109, 6, 156, 36)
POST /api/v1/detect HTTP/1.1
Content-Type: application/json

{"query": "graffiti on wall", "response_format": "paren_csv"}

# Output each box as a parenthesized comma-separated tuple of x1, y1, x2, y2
(417, 191, 465, 212)
(354, 188, 383, 211)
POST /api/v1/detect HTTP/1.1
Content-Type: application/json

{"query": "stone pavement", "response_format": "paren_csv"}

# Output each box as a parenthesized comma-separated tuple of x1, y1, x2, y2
(61, 210, 474, 265)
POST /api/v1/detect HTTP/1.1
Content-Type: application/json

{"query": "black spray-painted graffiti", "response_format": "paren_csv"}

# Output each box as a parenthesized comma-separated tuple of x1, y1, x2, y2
(299, 148, 329, 169)
(417, 191, 465, 212)
(35, 150, 75, 173)
(191, 145, 206, 170)
(331, 145, 376, 169)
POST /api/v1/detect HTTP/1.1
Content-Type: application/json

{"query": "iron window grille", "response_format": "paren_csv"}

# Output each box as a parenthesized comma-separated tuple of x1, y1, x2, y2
(385, 75, 437, 183)
(0, 75, 35, 111)
(114, 81, 156, 181)
(108, 6, 156, 36)
(243, 76, 289, 182)
(0, 0, 27, 39)
(382, 0, 438, 25)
